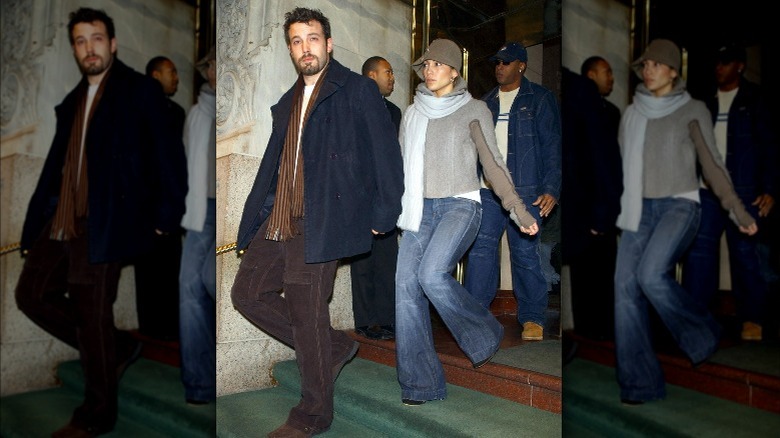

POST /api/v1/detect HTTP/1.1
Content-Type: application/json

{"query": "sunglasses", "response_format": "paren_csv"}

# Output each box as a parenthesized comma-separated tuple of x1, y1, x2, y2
(493, 60, 514, 66)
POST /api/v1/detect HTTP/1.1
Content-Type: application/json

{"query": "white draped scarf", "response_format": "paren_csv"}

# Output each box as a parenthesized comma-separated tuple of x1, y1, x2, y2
(397, 82, 472, 231)
(616, 82, 691, 231)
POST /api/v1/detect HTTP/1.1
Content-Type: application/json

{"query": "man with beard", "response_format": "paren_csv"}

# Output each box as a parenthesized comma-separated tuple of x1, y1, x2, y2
(15, 7, 187, 437)
(230, 7, 403, 437)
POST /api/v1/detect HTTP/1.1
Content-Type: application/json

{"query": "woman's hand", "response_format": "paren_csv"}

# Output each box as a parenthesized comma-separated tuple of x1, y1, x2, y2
(520, 222, 539, 236)
(739, 222, 758, 236)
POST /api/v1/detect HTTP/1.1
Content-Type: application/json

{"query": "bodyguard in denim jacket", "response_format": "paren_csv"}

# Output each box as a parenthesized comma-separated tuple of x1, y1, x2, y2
(483, 67, 562, 203)
(682, 43, 778, 342)
(464, 41, 561, 340)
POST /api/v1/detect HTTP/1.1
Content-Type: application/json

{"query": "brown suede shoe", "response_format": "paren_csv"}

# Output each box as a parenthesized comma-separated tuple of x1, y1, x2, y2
(522, 322, 544, 341)
(332, 341, 359, 382)
(117, 339, 143, 380)
(741, 321, 762, 341)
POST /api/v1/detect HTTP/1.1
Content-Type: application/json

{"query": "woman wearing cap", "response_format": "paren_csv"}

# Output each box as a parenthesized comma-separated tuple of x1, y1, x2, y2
(394, 38, 538, 406)
(614, 38, 757, 405)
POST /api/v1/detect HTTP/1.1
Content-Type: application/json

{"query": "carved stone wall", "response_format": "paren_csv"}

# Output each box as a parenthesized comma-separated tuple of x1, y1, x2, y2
(0, 1, 55, 140)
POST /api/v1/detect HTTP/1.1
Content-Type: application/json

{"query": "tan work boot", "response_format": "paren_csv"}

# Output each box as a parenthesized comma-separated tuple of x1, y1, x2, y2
(522, 322, 543, 341)
(741, 321, 762, 341)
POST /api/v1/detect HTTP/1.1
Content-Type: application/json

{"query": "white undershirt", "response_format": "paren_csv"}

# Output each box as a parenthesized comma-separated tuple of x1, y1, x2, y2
(294, 84, 314, 183)
(481, 87, 517, 189)
(77, 84, 99, 185)
(701, 87, 737, 189)
(715, 87, 737, 160)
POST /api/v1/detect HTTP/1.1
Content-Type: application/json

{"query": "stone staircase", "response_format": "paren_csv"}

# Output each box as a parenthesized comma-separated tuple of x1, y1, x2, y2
(355, 333, 562, 413)
(0, 357, 215, 437)
(217, 345, 563, 437)
(568, 331, 780, 414)
(0, 334, 214, 437)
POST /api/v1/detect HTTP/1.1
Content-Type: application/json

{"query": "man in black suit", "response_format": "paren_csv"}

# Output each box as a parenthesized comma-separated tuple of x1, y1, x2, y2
(348, 56, 402, 341)
(131, 55, 188, 342)
(561, 61, 623, 342)
(15, 7, 187, 437)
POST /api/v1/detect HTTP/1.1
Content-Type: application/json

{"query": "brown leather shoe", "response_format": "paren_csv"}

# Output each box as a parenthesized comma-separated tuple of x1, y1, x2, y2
(522, 322, 544, 341)
(267, 423, 322, 438)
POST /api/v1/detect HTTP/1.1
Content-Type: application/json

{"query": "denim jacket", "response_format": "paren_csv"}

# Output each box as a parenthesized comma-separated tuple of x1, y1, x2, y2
(705, 78, 778, 202)
(481, 78, 562, 199)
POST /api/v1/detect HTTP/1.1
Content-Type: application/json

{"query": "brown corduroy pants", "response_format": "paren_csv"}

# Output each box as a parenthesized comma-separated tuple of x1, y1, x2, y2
(230, 218, 354, 432)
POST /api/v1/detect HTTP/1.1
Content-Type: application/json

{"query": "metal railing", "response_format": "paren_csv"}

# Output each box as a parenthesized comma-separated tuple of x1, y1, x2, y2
(217, 242, 236, 255)
(1, 241, 237, 257)
(1, 242, 21, 256)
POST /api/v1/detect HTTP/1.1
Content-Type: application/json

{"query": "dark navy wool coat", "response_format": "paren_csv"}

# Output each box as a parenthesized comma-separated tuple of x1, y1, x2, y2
(21, 59, 188, 264)
(237, 59, 404, 263)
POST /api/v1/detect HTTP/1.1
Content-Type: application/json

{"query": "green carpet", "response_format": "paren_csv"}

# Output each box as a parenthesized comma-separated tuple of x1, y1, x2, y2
(218, 357, 561, 437)
(0, 358, 215, 438)
(563, 358, 780, 437)
(493, 340, 562, 377)
(709, 343, 780, 377)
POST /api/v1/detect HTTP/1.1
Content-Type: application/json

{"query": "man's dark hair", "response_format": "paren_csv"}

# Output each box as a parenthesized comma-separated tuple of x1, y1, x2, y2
(67, 7, 116, 45)
(283, 7, 331, 45)
(146, 56, 171, 76)
(361, 56, 386, 76)
(580, 56, 606, 76)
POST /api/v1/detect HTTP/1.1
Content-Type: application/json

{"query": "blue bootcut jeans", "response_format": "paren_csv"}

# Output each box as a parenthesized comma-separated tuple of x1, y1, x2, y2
(179, 198, 217, 402)
(464, 188, 548, 325)
(396, 197, 504, 402)
(614, 197, 721, 402)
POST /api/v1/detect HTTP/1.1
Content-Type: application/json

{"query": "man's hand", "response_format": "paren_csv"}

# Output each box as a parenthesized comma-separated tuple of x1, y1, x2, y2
(752, 194, 775, 217)
(532, 193, 557, 218)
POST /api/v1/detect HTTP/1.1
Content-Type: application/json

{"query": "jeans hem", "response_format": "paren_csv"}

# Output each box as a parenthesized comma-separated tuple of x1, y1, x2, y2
(184, 387, 216, 402)
(401, 389, 447, 402)
(619, 387, 666, 402)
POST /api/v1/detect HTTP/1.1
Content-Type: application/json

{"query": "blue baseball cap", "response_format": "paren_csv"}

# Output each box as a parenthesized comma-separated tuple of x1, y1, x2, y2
(489, 42, 528, 63)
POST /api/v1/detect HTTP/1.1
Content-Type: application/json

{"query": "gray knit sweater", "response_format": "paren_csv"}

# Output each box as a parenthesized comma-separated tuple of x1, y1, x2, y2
(619, 81, 754, 228)
(399, 78, 535, 228)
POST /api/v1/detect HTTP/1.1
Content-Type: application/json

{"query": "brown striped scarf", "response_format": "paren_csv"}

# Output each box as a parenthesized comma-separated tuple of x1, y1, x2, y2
(265, 64, 329, 241)
(50, 70, 111, 241)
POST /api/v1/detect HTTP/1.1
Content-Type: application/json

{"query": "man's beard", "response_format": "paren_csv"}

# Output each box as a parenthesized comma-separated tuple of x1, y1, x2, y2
(78, 55, 112, 76)
(297, 54, 328, 76)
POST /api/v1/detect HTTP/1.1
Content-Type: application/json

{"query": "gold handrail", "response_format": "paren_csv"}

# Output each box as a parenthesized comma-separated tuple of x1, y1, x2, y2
(1, 240, 237, 257)
(217, 242, 237, 255)
(0, 242, 21, 256)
